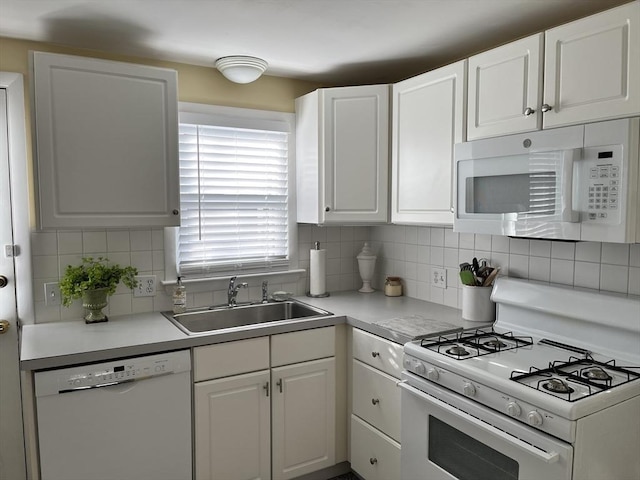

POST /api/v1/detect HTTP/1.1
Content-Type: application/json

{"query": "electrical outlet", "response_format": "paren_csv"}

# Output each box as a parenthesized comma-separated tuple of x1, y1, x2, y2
(134, 275, 157, 297)
(432, 267, 447, 289)
(44, 282, 61, 306)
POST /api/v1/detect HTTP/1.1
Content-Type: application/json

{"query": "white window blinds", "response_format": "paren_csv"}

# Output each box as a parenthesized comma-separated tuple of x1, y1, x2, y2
(177, 122, 289, 276)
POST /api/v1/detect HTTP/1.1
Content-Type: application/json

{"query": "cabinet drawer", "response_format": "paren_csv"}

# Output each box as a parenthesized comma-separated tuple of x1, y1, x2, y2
(271, 326, 335, 367)
(194, 337, 269, 382)
(352, 329, 403, 379)
(350, 414, 400, 480)
(352, 360, 401, 442)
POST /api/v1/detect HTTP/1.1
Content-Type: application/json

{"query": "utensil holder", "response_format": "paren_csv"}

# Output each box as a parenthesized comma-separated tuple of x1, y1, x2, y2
(461, 285, 495, 322)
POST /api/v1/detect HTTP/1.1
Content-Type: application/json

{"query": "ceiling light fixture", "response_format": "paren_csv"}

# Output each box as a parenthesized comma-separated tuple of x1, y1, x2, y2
(215, 56, 268, 84)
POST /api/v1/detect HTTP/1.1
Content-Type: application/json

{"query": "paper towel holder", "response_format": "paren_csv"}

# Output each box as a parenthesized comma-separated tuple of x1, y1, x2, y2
(307, 241, 330, 298)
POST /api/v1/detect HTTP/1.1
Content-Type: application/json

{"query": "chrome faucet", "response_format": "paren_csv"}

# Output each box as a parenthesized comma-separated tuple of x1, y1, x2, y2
(261, 280, 269, 303)
(227, 276, 248, 307)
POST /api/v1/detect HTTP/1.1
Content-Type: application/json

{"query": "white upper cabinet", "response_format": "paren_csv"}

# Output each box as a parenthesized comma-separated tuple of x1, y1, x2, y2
(543, 1, 640, 128)
(467, 34, 543, 140)
(467, 1, 639, 140)
(31, 52, 180, 229)
(296, 85, 389, 224)
(391, 60, 466, 225)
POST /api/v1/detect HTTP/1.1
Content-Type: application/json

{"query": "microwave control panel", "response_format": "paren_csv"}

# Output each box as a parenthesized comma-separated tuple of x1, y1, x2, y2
(582, 145, 623, 224)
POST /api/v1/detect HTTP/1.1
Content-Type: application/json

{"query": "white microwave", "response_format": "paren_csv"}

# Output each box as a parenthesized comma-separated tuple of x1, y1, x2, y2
(454, 117, 639, 243)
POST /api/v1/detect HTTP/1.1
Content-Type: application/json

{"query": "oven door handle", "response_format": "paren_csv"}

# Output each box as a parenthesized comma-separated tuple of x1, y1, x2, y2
(399, 383, 560, 464)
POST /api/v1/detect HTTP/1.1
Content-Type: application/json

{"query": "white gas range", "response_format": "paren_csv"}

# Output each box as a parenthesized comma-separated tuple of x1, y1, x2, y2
(400, 277, 640, 480)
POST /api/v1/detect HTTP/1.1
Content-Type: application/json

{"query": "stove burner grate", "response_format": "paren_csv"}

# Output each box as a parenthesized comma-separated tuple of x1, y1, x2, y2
(420, 328, 533, 359)
(511, 357, 640, 402)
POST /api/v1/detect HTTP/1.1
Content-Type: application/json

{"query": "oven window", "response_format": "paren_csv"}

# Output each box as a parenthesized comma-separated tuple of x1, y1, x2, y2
(465, 172, 556, 215)
(429, 416, 519, 480)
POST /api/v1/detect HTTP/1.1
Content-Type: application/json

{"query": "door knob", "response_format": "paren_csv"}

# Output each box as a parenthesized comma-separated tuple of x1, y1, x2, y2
(0, 275, 7, 288)
(0, 320, 10, 334)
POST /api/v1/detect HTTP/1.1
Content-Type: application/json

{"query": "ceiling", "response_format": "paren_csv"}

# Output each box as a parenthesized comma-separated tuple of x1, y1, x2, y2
(0, 0, 630, 85)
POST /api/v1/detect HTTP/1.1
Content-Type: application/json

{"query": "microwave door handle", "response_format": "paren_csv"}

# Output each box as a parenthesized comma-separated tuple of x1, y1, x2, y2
(560, 149, 580, 222)
(399, 383, 561, 464)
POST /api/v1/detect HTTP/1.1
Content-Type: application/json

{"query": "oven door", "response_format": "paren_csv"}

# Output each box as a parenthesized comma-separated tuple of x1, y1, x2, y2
(400, 377, 573, 480)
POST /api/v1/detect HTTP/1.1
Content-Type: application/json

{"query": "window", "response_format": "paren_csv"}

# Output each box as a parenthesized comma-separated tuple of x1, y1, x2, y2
(173, 104, 294, 278)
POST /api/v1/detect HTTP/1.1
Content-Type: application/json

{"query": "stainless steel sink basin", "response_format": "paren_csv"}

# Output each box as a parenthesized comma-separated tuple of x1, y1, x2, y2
(162, 300, 332, 335)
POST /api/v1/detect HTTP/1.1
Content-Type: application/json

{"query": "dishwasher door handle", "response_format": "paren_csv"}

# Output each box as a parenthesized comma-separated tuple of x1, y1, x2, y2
(58, 372, 173, 394)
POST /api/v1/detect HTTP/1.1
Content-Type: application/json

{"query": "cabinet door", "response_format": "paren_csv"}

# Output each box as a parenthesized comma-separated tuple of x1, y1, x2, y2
(31, 52, 180, 228)
(391, 60, 466, 225)
(272, 357, 336, 480)
(194, 370, 271, 480)
(467, 34, 543, 140)
(322, 85, 389, 224)
(543, 2, 640, 129)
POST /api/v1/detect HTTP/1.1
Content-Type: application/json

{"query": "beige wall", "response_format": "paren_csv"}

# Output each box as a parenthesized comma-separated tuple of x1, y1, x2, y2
(0, 36, 324, 224)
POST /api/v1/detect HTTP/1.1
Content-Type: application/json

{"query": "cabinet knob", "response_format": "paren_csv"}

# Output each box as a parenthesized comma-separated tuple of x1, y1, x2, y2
(0, 275, 7, 288)
(541, 103, 553, 113)
(371, 351, 380, 358)
(523, 107, 535, 116)
(371, 398, 380, 405)
(0, 320, 9, 334)
(172, 209, 180, 215)
(325, 206, 331, 212)
(369, 457, 378, 465)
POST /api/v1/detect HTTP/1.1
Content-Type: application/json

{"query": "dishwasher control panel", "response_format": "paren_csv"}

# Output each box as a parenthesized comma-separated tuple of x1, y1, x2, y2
(34, 350, 191, 396)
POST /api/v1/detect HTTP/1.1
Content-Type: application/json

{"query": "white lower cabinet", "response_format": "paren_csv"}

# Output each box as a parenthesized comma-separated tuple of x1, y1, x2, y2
(194, 370, 271, 480)
(194, 327, 336, 480)
(272, 357, 336, 480)
(350, 329, 403, 480)
(350, 415, 400, 480)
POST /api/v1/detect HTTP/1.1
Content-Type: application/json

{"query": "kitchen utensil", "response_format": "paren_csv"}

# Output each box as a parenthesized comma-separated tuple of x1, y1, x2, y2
(482, 267, 500, 287)
(459, 270, 477, 286)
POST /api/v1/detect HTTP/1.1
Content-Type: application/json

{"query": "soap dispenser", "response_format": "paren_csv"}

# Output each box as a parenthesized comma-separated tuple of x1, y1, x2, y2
(172, 276, 187, 313)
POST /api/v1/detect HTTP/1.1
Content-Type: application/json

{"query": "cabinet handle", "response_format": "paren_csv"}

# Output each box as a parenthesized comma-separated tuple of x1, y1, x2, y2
(371, 398, 380, 405)
(172, 209, 179, 215)
(276, 378, 283, 393)
(325, 206, 331, 212)
(541, 103, 553, 113)
(371, 351, 380, 358)
(369, 457, 378, 465)
(264, 381, 269, 397)
(523, 107, 535, 116)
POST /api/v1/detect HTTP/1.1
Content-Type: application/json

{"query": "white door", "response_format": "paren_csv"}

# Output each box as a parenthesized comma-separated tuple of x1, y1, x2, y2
(0, 87, 27, 480)
(467, 34, 543, 140)
(194, 370, 271, 480)
(272, 357, 336, 480)
(391, 60, 466, 225)
(322, 85, 389, 224)
(543, 2, 640, 128)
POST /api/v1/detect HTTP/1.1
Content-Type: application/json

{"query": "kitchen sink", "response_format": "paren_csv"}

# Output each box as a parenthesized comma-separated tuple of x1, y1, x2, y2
(162, 300, 332, 335)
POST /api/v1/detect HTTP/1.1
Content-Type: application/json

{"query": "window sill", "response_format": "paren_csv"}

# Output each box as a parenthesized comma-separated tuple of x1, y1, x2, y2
(160, 269, 307, 295)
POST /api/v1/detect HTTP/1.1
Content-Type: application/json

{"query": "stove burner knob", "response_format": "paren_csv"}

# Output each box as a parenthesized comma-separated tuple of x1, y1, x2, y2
(527, 411, 543, 427)
(463, 382, 476, 397)
(426, 368, 439, 381)
(506, 402, 522, 418)
(414, 361, 426, 375)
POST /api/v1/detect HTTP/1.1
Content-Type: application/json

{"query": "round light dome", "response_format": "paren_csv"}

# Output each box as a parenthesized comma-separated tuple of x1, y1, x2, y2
(215, 56, 268, 84)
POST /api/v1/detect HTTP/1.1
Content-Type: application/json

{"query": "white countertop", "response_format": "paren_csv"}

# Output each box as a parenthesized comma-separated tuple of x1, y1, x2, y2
(21, 291, 489, 371)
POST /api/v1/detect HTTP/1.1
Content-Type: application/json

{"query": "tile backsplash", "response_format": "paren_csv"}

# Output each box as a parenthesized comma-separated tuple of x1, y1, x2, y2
(30, 225, 370, 323)
(368, 225, 640, 309)
(30, 225, 639, 323)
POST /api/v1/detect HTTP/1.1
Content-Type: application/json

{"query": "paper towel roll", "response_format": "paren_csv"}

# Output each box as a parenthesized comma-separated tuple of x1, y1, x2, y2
(309, 248, 327, 296)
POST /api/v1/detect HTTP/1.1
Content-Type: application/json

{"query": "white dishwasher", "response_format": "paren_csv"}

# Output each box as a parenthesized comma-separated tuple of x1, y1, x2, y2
(35, 349, 192, 480)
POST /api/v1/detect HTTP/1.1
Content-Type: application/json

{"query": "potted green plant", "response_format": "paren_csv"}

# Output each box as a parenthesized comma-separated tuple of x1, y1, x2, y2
(60, 257, 138, 323)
